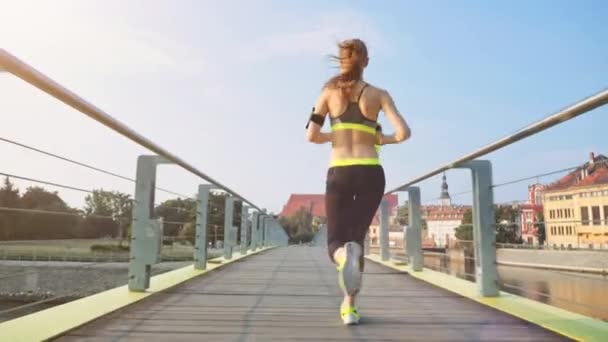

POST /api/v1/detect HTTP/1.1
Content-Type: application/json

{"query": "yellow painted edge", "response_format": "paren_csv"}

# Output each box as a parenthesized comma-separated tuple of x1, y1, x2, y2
(365, 254, 608, 342)
(0, 247, 273, 342)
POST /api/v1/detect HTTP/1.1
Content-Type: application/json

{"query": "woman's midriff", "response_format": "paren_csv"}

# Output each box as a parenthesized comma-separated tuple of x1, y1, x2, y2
(330, 130, 379, 167)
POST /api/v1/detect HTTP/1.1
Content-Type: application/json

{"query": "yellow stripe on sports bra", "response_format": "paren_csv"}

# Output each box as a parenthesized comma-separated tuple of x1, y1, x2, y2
(331, 123, 376, 135)
(330, 158, 381, 167)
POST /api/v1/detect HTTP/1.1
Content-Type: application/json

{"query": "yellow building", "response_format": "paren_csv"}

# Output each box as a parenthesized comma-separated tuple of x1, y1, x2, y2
(543, 153, 608, 249)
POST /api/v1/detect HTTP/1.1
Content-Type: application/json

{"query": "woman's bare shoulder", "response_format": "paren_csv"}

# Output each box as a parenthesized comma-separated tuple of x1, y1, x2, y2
(365, 83, 388, 96)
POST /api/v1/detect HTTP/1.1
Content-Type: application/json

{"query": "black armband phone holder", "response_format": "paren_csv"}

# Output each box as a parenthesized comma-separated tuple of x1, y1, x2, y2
(305, 107, 325, 128)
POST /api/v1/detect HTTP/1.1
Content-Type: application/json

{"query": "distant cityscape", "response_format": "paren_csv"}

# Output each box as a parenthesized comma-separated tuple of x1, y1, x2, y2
(280, 152, 608, 250)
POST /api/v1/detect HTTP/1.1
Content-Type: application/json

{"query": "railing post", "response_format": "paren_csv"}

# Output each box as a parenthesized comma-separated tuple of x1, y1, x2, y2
(223, 196, 234, 259)
(257, 215, 264, 249)
(255, 212, 266, 248)
(279, 222, 288, 246)
(240, 205, 250, 255)
(364, 231, 370, 255)
(129, 155, 171, 292)
(313, 223, 327, 247)
(258, 214, 264, 249)
(270, 219, 287, 246)
(267, 219, 274, 247)
(264, 217, 270, 247)
(194, 184, 212, 270)
(251, 212, 259, 251)
(261, 216, 268, 247)
(404, 187, 423, 271)
(380, 199, 390, 261)
(456, 160, 499, 297)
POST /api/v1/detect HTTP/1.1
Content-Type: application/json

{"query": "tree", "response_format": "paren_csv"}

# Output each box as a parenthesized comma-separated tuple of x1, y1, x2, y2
(20, 186, 80, 239)
(21, 186, 68, 210)
(454, 208, 473, 241)
(463, 209, 472, 225)
(494, 205, 522, 244)
(0, 177, 21, 240)
(312, 216, 326, 233)
(179, 222, 196, 245)
(535, 212, 546, 246)
(84, 190, 113, 216)
(495, 205, 516, 225)
(495, 222, 521, 244)
(454, 206, 523, 244)
(455, 224, 473, 241)
(279, 207, 314, 242)
(155, 198, 196, 237)
(396, 203, 409, 225)
(84, 190, 133, 238)
(0, 180, 85, 240)
(207, 192, 230, 244)
(110, 192, 133, 243)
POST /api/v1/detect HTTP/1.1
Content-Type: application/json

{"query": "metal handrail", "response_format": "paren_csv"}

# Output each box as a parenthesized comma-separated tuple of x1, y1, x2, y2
(0, 49, 261, 211)
(387, 88, 608, 193)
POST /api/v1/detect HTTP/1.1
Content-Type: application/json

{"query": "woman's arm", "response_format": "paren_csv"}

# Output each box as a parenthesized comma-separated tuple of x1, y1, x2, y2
(378, 89, 411, 145)
(306, 88, 332, 144)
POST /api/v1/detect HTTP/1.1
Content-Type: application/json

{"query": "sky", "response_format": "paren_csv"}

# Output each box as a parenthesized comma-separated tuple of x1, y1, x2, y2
(0, 0, 607, 213)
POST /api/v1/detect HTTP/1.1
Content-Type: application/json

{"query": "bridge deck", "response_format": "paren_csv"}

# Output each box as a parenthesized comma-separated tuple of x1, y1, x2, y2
(56, 247, 567, 341)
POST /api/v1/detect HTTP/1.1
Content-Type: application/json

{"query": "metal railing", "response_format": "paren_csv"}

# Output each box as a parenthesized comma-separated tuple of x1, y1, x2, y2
(0, 49, 260, 211)
(387, 88, 608, 193)
(0, 49, 289, 322)
(369, 88, 608, 320)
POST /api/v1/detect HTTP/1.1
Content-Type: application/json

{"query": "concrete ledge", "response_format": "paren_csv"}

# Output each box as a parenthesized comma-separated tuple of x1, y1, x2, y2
(366, 254, 608, 342)
(498, 260, 607, 275)
(0, 247, 273, 342)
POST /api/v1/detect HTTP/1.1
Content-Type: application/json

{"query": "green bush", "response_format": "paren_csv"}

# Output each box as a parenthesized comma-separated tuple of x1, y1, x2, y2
(290, 232, 315, 244)
(90, 244, 130, 253)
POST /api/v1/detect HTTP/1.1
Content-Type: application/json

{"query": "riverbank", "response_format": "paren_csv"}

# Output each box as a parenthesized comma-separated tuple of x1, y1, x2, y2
(497, 260, 607, 275)
(496, 249, 608, 274)
(0, 260, 193, 299)
(375, 245, 608, 275)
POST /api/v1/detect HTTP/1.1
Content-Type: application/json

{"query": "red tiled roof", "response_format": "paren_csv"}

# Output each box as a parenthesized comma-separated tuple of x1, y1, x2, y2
(519, 203, 543, 211)
(280, 194, 326, 217)
(281, 193, 399, 222)
(545, 154, 608, 192)
(421, 205, 470, 221)
(370, 194, 399, 225)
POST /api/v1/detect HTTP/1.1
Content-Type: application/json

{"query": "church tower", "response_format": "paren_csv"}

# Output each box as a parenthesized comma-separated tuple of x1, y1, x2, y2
(439, 173, 451, 206)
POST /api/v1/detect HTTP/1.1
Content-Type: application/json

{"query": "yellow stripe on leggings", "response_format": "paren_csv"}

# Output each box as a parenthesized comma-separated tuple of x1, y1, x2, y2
(330, 158, 381, 167)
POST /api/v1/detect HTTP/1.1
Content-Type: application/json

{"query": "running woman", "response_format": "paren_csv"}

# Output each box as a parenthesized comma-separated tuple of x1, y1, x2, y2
(305, 38, 411, 325)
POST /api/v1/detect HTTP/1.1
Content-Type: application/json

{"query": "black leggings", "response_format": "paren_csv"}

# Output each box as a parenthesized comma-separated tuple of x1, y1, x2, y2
(325, 165, 385, 270)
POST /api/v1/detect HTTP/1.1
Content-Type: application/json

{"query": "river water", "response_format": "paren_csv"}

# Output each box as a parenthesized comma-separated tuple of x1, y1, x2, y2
(423, 254, 608, 321)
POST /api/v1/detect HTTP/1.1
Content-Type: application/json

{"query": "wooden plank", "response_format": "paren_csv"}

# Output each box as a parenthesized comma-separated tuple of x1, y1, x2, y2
(56, 247, 568, 341)
(0, 248, 273, 342)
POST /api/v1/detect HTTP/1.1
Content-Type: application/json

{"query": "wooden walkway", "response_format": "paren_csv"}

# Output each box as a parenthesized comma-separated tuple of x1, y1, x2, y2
(55, 246, 567, 341)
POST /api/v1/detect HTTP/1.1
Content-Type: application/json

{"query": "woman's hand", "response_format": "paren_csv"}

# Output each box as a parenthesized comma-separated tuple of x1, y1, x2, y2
(375, 132, 383, 146)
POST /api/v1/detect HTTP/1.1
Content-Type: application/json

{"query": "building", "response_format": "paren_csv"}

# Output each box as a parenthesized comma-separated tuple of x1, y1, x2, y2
(424, 174, 470, 247)
(519, 184, 545, 245)
(424, 205, 470, 247)
(543, 152, 608, 249)
(439, 173, 451, 206)
(368, 203, 402, 247)
(280, 194, 326, 218)
(281, 193, 399, 238)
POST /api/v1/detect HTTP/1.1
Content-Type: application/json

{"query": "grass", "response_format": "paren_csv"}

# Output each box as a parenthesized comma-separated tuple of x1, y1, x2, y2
(0, 239, 221, 262)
